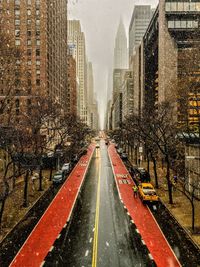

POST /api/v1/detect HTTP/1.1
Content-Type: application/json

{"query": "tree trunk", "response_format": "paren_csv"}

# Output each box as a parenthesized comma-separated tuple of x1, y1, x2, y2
(49, 167, 53, 181)
(152, 156, 159, 188)
(147, 153, 150, 173)
(191, 199, 195, 232)
(38, 167, 43, 191)
(0, 199, 6, 228)
(12, 163, 16, 189)
(166, 155, 173, 204)
(23, 170, 29, 208)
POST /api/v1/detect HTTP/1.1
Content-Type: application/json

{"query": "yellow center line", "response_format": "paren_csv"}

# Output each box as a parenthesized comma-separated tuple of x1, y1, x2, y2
(92, 147, 101, 267)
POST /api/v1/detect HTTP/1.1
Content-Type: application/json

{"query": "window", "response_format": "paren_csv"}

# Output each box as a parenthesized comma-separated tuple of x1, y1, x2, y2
(27, 9, 31, 16)
(15, 9, 20, 16)
(27, 79, 31, 86)
(15, 39, 20, 46)
(15, 19, 20, 25)
(190, 2, 196, 12)
(27, 30, 31, 36)
(36, 69, 40, 75)
(36, 9, 40, 16)
(36, 0, 40, 6)
(168, 20, 175, 28)
(165, 2, 171, 11)
(36, 60, 40, 65)
(36, 79, 40, 86)
(16, 59, 21, 65)
(15, 0, 20, 5)
(15, 29, 20, 36)
(36, 49, 40, 56)
(27, 39, 31, 45)
(27, 49, 31, 56)
(177, 2, 184, 11)
(175, 20, 181, 28)
(27, 19, 31, 25)
(27, 60, 31, 65)
(36, 40, 40, 46)
(27, 0, 31, 5)
(36, 19, 40, 26)
(184, 2, 190, 11)
(36, 30, 40, 36)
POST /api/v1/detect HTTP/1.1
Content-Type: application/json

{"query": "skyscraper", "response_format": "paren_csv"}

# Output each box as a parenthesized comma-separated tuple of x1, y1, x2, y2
(114, 19, 128, 69)
(129, 5, 152, 58)
(67, 20, 87, 124)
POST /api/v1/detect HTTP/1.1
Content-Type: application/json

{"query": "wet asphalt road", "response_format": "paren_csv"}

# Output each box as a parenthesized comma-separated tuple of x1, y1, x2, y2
(44, 141, 151, 267)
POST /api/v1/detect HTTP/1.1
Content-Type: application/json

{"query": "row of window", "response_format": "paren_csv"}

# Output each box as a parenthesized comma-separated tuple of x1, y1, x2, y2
(15, 29, 40, 37)
(15, 39, 41, 46)
(15, 0, 40, 6)
(15, 9, 40, 16)
(166, 2, 200, 12)
(15, 19, 40, 25)
(168, 19, 199, 29)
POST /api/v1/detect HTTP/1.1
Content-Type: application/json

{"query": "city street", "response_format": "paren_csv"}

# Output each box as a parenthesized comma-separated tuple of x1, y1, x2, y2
(44, 141, 151, 267)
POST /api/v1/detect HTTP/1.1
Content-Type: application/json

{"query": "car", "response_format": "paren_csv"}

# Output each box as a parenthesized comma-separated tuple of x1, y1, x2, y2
(117, 148, 123, 155)
(52, 171, 65, 184)
(121, 152, 128, 160)
(61, 162, 71, 174)
(138, 183, 159, 203)
(96, 143, 100, 148)
(136, 168, 151, 183)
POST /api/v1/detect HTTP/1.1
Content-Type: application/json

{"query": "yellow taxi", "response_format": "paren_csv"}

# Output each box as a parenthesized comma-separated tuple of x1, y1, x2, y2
(138, 183, 159, 203)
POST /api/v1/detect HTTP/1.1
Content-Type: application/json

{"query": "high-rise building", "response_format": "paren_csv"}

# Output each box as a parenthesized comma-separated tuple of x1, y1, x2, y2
(114, 19, 128, 69)
(129, 5, 152, 58)
(87, 62, 99, 130)
(67, 54, 77, 115)
(0, 0, 68, 119)
(67, 20, 87, 124)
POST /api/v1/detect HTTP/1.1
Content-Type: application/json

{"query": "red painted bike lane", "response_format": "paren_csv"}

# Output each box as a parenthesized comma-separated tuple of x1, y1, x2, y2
(10, 145, 95, 267)
(108, 144, 181, 267)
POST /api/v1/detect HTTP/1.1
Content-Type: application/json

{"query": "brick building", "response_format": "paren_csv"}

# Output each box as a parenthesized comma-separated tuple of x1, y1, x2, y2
(0, 0, 68, 121)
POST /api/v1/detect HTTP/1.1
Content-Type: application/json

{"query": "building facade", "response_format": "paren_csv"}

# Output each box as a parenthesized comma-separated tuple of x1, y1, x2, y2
(129, 5, 152, 59)
(0, 0, 68, 120)
(114, 19, 128, 69)
(67, 20, 88, 124)
(67, 54, 77, 115)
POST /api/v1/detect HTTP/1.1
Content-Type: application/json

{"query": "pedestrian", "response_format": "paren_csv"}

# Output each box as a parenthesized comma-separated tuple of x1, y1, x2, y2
(133, 185, 138, 198)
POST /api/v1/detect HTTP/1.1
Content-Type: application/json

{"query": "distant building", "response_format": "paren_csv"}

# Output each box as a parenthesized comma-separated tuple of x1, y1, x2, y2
(113, 69, 128, 103)
(114, 19, 128, 69)
(87, 62, 99, 130)
(0, 0, 68, 119)
(67, 54, 77, 115)
(122, 71, 134, 121)
(67, 20, 88, 124)
(129, 5, 152, 59)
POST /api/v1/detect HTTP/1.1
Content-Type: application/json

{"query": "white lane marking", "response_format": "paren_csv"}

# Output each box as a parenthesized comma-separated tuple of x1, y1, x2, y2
(141, 240, 146, 245)
(40, 261, 45, 267)
(131, 220, 134, 224)
(148, 253, 154, 260)
(127, 212, 130, 216)
(135, 229, 140, 234)
(89, 238, 93, 243)
(49, 246, 54, 252)
(85, 250, 89, 257)
(124, 205, 127, 209)
(93, 228, 95, 232)
(106, 241, 110, 247)
(63, 223, 67, 228)
(57, 234, 61, 239)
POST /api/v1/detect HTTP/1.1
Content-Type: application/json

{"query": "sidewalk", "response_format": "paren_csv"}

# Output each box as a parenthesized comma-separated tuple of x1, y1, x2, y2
(129, 156, 200, 247)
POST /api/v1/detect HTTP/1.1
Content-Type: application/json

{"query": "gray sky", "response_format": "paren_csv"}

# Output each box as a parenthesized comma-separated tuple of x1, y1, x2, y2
(68, 0, 158, 128)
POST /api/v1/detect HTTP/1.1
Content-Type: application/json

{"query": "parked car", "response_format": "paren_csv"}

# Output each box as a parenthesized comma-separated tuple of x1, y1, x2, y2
(136, 167, 151, 183)
(52, 171, 65, 184)
(61, 162, 71, 174)
(121, 152, 128, 160)
(96, 143, 100, 148)
(117, 148, 123, 155)
(138, 183, 159, 203)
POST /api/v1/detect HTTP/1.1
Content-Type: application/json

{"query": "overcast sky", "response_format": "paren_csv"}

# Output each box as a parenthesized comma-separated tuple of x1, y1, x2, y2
(68, 0, 158, 128)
